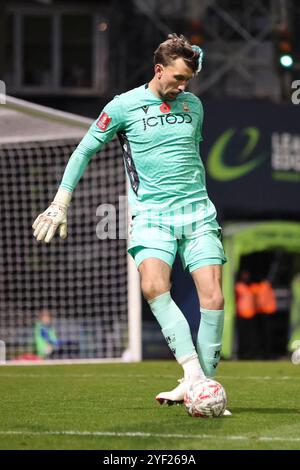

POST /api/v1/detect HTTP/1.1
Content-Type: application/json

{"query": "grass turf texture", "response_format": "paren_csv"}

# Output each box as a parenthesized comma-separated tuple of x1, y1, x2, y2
(0, 360, 299, 450)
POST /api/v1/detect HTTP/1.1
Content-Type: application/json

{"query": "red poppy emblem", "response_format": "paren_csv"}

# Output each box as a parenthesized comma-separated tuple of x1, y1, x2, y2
(96, 112, 112, 131)
(160, 102, 171, 113)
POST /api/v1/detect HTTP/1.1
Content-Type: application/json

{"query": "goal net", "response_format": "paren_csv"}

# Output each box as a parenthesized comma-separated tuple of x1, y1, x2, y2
(0, 96, 141, 363)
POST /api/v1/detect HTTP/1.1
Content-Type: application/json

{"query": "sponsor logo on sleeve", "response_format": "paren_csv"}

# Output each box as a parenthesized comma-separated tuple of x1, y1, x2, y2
(96, 112, 112, 131)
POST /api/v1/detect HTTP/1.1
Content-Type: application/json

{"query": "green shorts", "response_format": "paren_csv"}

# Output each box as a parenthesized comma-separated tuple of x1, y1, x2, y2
(128, 213, 227, 273)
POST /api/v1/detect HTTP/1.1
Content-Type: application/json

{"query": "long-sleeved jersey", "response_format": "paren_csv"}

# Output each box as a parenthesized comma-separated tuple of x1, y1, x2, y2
(60, 83, 217, 223)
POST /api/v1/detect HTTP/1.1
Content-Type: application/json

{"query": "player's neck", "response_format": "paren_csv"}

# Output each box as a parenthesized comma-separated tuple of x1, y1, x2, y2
(148, 77, 162, 100)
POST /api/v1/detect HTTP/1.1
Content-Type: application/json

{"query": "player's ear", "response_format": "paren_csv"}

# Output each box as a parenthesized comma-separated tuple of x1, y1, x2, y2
(155, 63, 164, 79)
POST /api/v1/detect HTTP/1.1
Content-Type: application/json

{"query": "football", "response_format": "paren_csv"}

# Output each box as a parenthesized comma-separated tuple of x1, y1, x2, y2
(184, 378, 227, 418)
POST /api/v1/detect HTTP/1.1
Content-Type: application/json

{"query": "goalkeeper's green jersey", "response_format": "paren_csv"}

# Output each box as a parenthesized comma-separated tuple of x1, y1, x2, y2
(60, 84, 217, 222)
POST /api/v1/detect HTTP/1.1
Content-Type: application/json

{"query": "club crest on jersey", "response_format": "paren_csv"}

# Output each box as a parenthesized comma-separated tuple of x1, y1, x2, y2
(96, 112, 112, 131)
(182, 101, 190, 112)
(160, 102, 171, 113)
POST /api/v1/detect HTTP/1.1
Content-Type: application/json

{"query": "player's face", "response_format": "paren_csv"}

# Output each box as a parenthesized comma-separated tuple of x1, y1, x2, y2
(155, 58, 194, 101)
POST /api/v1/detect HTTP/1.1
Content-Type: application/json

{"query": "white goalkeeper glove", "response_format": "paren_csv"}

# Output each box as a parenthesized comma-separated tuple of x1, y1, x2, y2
(32, 188, 72, 243)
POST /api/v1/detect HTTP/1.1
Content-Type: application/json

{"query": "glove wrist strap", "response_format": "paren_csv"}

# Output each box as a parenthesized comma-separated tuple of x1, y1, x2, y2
(53, 188, 72, 208)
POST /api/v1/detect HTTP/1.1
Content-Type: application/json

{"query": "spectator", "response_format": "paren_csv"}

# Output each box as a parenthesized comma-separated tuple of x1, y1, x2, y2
(34, 309, 62, 359)
(235, 270, 257, 359)
(252, 278, 277, 359)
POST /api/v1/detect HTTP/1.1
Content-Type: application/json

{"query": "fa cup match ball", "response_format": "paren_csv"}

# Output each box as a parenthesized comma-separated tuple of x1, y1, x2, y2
(184, 378, 227, 418)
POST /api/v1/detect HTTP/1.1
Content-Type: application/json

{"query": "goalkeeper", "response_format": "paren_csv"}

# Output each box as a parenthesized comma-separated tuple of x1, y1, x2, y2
(33, 33, 229, 413)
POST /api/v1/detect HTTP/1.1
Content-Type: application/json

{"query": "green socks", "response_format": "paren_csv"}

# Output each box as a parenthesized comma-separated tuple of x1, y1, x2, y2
(147, 293, 223, 380)
(148, 292, 198, 362)
(197, 308, 224, 378)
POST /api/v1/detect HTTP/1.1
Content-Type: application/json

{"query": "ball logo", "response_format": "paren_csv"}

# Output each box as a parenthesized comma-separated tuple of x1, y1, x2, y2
(96, 112, 112, 131)
(160, 102, 171, 113)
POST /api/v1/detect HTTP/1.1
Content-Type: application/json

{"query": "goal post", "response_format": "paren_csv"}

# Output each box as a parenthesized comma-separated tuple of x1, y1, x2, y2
(0, 95, 142, 364)
(127, 224, 142, 362)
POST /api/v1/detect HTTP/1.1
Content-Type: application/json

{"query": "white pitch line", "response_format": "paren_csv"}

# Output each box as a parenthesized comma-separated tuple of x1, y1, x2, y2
(217, 375, 299, 380)
(0, 374, 177, 379)
(0, 374, 95, 378)
(0, 430, 300, 443)
(0, 374, 299, 380)
(4, 358, 123, 366)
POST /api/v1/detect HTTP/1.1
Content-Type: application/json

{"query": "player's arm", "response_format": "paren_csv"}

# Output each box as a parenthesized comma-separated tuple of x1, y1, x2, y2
(40, 326, 60, 346)
(32, 97, 125, 243)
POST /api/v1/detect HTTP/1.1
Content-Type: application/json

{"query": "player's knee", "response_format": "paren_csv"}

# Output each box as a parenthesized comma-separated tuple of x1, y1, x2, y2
(201, 287, 224, 310)
(141, 278, 170, 300)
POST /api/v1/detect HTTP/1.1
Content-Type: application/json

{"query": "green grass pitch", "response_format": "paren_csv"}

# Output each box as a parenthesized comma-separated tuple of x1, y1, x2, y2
(0, 360, 299, 450)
